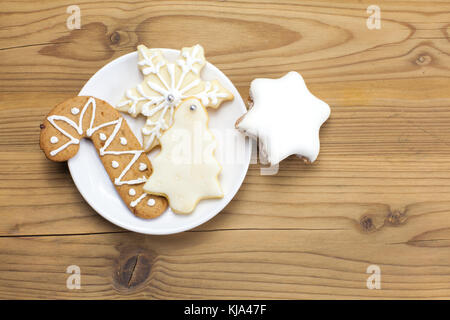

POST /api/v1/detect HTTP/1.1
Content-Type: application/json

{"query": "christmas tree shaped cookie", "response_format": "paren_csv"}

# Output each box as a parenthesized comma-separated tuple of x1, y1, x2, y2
(116, 44, 234, 152)
(143, 98, 223, 214)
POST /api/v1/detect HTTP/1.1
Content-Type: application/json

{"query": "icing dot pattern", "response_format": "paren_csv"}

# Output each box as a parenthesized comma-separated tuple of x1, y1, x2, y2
(46, 94, 158, 211)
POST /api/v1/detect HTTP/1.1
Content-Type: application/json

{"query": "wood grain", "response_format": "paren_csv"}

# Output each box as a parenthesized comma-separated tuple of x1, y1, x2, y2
(0, 0, 450, 299)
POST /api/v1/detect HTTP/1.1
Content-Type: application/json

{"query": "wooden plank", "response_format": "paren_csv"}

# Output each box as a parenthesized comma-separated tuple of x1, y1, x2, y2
(0, 0, 449, 299)
(0, 228, 449, 300)
(1, 1, 450, 92)
(2, 88, 450, 235)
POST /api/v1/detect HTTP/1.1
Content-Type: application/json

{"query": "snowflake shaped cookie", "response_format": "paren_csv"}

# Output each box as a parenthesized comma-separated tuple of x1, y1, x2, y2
(235, 71, 330, 166)
(116, 44, 234, 151)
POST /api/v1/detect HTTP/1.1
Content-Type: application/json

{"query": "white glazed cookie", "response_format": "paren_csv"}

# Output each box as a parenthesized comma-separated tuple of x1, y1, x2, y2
(143, 98, 223, 214)
(39, 96, 168, 219)
(116, 44, 234, 152)
(235, 71, 330, 166)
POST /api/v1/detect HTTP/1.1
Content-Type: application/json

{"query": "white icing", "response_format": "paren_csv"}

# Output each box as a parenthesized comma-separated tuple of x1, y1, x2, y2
(143, 99, 223, 214)
(147, 198, 156, 206)
(47, 97, 98, 156)
(71, 107, 80, 115)
(50, 136, 58, 144)
(99, 133, 107, 141)
(47, 98, 149, 210)
(120, 137, 127, 145)
(236, 71, 330, 165)
(138, 162, 147, 171)
(116, 44, 232, 151)
(130, 193, 146, 208)
(128, 188, 136, 196)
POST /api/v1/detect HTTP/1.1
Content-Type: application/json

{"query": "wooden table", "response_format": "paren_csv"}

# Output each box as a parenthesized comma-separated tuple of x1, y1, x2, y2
(1, 0, 449, 299)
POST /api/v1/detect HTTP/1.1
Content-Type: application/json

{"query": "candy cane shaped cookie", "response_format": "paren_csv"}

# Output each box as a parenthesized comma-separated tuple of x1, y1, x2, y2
(39, 96, 167, 219)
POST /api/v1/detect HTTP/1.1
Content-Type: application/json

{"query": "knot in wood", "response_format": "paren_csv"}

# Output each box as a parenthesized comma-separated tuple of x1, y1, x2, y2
(386, 209, 407, 226)
(110, 31, 121, 45)
(415, 54, 431, 66)
(113, 250, 153, 291)
(360, 215, 375, 232)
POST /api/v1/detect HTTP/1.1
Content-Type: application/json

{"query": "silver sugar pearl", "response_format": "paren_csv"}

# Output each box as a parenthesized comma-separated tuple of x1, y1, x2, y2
(167, 94, 175, 103)
(189, 105, 196, 111)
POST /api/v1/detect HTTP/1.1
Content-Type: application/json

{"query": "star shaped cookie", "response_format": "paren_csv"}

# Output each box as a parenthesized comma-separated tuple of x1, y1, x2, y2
(235, 71, 330, 166)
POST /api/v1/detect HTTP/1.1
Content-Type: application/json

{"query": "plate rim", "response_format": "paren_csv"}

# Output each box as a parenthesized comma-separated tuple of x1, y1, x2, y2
(69, 48, 250, 235)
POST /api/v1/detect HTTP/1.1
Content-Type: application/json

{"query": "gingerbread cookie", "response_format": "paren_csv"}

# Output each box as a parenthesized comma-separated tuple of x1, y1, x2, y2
(116, 44, 234, 152)
(143, 98, 223, 214)
(40, 96, 168, 219)
(235, 71, 330, 166)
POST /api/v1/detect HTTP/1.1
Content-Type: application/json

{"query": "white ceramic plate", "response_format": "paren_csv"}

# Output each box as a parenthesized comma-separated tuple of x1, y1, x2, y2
(71, 49, 251, 235)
